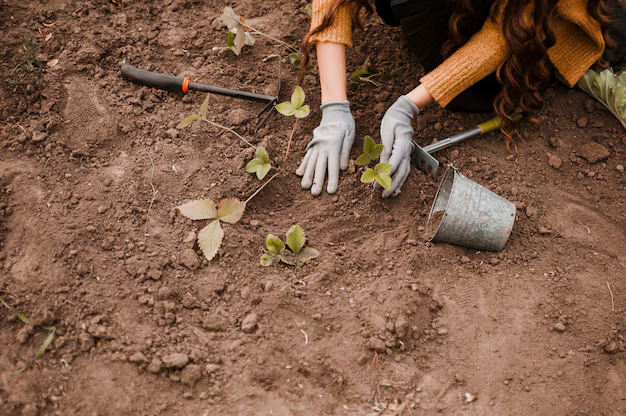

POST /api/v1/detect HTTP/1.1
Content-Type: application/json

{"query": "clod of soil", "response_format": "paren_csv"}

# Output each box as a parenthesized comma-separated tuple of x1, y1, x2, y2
(579, 142, 610, 163)
(425, 210, 445, 240)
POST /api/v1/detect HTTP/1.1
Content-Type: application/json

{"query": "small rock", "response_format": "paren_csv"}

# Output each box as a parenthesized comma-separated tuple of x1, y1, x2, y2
(505, 154, 515, 161)
(616, 165, 624, 173)
(147, 358, 163, 373)
(577, 117, 588, 128)
(579, 142, 610, 164)
(32, 131, 48, 142)
(249, 220, 260, 227)
(348, 159, 356, 174)
(180, 248, 200, 270)
(17, 325, 34, 344)
(367, 337, 386, 353)
(241, 312, 258, 333)
(395, 315, 410, 339)
(79, 333, 94, 351)
(162, 353, 190, 369)
(538, 227, 553, 235)
(460, 256, 470, 264)
(604, 341, 618, 354)
(129, 352, 148, 364)
(205, 363, 221, 374)
(449, 149, 459, 159)
(553, 322, 566, 332)
(263, 280, 273, 292)
(182, 293, 199, 309)
(166, 128, 179, 140)
(147, 269, 162, 281)
(455, 374, 465, 383)
(240, 287, 250, 299)
(437, 328, 448, 335)
(183, 231, 196, 243)
(548, 155, 562, 169)
(138, 294, 154, 305)
(526, 206, 538, 219)
(592, 120, 604, 128)
(181, 364, 203, 386)
(97, 205, 108, 214)
(584, 99, 596, 113)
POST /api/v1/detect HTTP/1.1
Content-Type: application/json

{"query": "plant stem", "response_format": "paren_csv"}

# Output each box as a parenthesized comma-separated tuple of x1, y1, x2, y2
(241, 23, 298, 53)
(284, 119, 299, 164)
(144, 151, 158, 237)
(245, 171, 280, 204)
(203, 118, 256, 149)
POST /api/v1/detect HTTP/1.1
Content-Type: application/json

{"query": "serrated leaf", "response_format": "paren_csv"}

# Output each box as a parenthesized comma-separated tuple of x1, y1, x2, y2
(291, 86, 305, 108)
(256, 146, 269, 164)
(376, 173, 392, 190)
(217, 198, 246, 224)
(286, 224, 305, 254)
(289, 52, 302, 69)
(279, 250, 298, 266)
(177, 114, 201, 129)
(364, 135, 376, 154)
(276, 102, 296, 116)
(355, 153, 371, 166)
(578, 68, 626, 130)
(361, 168, 376, 183)
(198, 219, 223, 261)
(222, 7, 242, 30)
(246, 158, 264, 173)
(233, 26, 246, 55)
(178, 199, 217, 220)
(370, 143, 383, 160)
(260, 252, 278, 266)
(294, 105, 310, 118)
(257, 163, 271, 179)
(266, 234, 285, 253)
(374, 162, 392, 176)
(296, 247, 320, 264)
(200, 94, 209, 118)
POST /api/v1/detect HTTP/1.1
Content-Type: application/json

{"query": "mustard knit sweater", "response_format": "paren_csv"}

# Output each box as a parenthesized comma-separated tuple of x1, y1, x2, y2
(311, 0, 606, 107)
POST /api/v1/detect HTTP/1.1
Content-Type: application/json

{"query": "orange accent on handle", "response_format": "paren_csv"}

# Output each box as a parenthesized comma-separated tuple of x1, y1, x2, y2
(182, 77, 190, 93)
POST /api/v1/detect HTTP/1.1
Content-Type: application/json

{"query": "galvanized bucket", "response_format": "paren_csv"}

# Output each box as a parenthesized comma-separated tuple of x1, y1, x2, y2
(426, 166, 516, 251)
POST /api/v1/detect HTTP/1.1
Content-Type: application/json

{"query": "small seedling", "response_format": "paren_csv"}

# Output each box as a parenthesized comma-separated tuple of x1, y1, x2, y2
(361, 162, 392, 190)
(578, 68, 626, 130)
(1, 299, 56, 373)
(246, 146, 271, 179)
(224, 27, 256, 55)
(276, 86, 310, 118)
(380, 68, 404, 80)
(177, 198, 245, 261)
(276, 86, 311, 163)
(289, 51, 303, 69)
(351, 57, 379, 87)
(355, 135, 383, 165)
(260, 224, 320, 266)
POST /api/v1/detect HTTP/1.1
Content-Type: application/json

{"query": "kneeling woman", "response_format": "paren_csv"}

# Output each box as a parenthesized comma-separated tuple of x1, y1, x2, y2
(295, 0, 625, 197)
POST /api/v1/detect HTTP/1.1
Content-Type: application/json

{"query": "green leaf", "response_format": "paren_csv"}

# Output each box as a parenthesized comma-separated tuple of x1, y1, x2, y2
(361, 168, 376, 183)
(294, 105, 310, 119)
(276, 102, 296, 116)
(363, 135, 376, 154)
(35, 327, 55, 359)
(305, 3, 312, 17)
(289, 52, 302, 69)
(279, 250, 298, 266)
(257, 163, 271, 179)
(198, 219, 223, 261)
(1, 299, 30, 324)
(256, 146, 269, 164)
(297, 247, 320, 264)
(233, 27, 246, 55)
(178, 199, 217, 220)
(246, 158, 264, 173)
(363, 56, 370, 71)
(351, 69, 368, 82)
(177, 114, 201, 129)
(286, 224, 305, 254)
(374, 162, 392, 176)
(376, 173, 392, 190)
(355, 153, 371, 166)
(217, 198, 246, 224)
(244, 32, 255, 46)
(200, 95, 209, 118)
(291, 86, 305, 108)
(578, 68, 626, 130)
(221, 7, 242, 30)
(266, 234, 285, 253)
(260, 252, 278, 266)
(370, 143, 383, 160)
(227, 31, 238, 55)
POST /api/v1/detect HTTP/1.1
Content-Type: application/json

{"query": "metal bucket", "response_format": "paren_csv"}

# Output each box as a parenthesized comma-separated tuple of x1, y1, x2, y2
(426, 166, 516, 251)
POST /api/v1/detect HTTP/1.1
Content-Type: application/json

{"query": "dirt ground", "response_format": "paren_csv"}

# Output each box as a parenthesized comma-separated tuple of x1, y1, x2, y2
(1, 0, 625, 415)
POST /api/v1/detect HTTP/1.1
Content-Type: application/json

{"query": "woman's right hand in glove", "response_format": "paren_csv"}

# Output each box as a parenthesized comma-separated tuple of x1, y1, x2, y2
(296, 101, 355, 196)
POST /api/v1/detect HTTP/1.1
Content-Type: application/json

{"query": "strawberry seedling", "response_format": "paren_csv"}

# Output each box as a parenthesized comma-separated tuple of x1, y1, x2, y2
(260, 224, 320, 266)
(351, 57, 379, 87)
(276, 86, 310, 163)
(177, 198, 245, 261)
(361, 162, 392, 190)
(246, 146, 272, 180)
(355, 135, 383, 165)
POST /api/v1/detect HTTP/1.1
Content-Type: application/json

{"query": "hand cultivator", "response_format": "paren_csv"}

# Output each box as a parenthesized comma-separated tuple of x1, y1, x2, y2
(120, 60, 282, 131)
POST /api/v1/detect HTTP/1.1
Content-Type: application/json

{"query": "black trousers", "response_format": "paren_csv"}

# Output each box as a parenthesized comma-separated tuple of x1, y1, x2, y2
(376, 0, 626, 113)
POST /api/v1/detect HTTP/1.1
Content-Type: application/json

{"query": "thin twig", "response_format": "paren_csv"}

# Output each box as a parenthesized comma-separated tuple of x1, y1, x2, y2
(242, 23, 298, 52)
(607, 282, 615, 312)
(300, 329, 308, 345)
(203, 119, 256, 149)
(144, 152, 158, 237)
(245, 171, 280, 204)
(284, 119, 299, 164)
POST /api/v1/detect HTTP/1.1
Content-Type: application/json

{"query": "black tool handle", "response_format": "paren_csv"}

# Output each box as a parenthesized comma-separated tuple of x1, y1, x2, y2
(121, 61, 187, 92)
(121, 61, 277, 103)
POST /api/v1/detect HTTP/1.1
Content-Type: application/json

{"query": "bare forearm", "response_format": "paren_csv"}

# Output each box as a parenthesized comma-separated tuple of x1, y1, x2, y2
(406, 84, 434, 110)
(316, 42, 348, 104)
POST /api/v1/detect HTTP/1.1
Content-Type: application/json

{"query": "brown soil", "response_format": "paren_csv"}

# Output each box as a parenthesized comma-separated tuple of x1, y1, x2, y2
(1, 1, 625, 415)
(425, 210, 445, 242)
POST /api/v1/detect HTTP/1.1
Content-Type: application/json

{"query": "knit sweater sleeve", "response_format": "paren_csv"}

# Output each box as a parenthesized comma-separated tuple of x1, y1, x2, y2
(420, 11, 509, 108)
(310, 0, 354, 47)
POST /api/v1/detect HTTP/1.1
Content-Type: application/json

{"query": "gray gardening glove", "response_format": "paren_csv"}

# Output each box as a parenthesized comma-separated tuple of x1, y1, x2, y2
(296, 101, 355, 196)
(379, 95, 419, 198)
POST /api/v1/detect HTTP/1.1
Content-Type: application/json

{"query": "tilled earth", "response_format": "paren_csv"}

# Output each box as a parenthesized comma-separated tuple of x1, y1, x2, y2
(0, 1, 625, 415)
